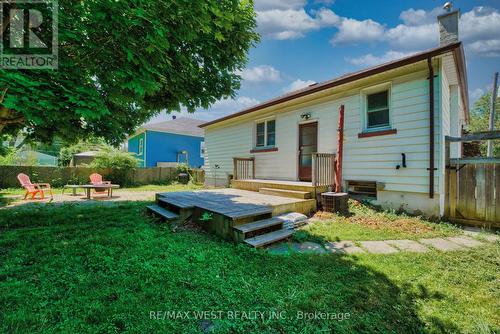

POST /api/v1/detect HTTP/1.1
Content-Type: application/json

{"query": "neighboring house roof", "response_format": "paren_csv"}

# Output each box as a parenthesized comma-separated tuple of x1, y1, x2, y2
(74, 151, 99, 157)
(200, 42, 468, 128)
(17, 150, 58, 166)
(138, 117, 204, 137)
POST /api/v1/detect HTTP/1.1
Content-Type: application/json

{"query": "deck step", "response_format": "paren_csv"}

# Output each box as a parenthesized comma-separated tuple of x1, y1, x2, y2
(147, 205, 179, 220)
(259, 188, 311, 199)
(157, 197, 194, 209)
(244, 229, 294, 248)
(234, 217, 284, 234)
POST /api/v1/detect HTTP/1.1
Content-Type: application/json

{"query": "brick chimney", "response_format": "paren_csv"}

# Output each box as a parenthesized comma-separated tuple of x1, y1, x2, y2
(437, 9, 460, 46)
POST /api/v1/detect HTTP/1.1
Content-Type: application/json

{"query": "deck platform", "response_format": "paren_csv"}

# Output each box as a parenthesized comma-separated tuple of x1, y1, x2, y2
(152, 188, 316, 246)
(157, 188, 316, 218)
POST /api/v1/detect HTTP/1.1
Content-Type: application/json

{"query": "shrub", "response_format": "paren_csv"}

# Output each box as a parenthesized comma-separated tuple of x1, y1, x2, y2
(89, 148, 138, 185)
(90, 149, 138, 170)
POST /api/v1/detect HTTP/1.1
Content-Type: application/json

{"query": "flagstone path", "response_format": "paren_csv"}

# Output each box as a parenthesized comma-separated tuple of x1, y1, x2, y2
(267, 233, 499, 255)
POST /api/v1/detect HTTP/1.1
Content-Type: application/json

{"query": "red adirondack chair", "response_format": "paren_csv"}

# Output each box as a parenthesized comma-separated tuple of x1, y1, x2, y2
(17, 173, 53, 200)
(89, 173, 111, 194)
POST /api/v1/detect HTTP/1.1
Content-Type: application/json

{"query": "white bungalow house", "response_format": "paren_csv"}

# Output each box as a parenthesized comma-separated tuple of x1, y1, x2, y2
(200, 10, 468, 217)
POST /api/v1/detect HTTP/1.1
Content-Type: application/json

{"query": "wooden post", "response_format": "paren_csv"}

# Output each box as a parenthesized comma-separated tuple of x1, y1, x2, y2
(335, 105, 344, 192)
(233, 158, 238, 180)
(449, 168, 457, 218)
(252, 157, 255, 179)
(312, 153, 317, 187)
(487, 72, 498, 157)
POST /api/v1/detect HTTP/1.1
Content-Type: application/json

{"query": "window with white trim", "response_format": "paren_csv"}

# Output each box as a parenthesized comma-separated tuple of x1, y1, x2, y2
(255, 119, 276, 147)
(366, 90, 390, 129)
(138, 138, 144, 155)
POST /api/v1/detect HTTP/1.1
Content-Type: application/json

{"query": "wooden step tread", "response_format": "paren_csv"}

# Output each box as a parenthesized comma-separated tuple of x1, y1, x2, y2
(244, 229, 294, 248)
(234, 217, 284, 234)
(147, 205, 179, 220)
(259, 188, 311, 199)
(158, 197, 194, 209)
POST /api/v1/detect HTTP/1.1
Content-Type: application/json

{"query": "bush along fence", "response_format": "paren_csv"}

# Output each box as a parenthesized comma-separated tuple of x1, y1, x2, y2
(0, 166, 204, 188)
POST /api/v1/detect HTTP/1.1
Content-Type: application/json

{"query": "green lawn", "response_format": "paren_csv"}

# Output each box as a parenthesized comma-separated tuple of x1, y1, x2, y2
(0, 183, 203, 197)
(0, 201, 498, 333)
(295, 200, 464, 242)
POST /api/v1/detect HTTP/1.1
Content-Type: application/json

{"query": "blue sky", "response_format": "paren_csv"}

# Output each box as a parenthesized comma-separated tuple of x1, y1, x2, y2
(149, 0, 500, 123)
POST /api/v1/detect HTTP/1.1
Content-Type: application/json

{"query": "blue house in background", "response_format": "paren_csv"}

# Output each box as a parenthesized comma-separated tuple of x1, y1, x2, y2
(128, 117, 204, 168)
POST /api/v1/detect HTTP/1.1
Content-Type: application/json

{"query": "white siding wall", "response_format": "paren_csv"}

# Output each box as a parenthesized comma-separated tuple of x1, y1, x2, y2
(204, 99, 340, 184)
(204, 65, 447, 215)
(204, 122, 253, 185)
(343, 69, 440, 196)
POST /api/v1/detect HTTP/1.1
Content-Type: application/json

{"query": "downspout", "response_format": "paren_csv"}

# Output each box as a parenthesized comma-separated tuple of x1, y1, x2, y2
(335, 105, 344, 192)
(427, 58, 435, 199)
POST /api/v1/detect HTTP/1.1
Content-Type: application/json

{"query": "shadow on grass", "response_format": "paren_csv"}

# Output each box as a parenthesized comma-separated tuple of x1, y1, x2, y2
(0, 202, 463, 333)
(0, 194, 19, 208)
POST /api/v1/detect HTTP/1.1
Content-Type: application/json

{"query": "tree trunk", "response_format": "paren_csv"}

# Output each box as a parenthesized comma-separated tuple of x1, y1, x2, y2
(0, 89, 25, 133)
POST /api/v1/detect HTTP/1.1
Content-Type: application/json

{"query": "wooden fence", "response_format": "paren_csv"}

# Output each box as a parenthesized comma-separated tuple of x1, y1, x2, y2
(0, 165, 204, 188)
(446, 163, 500, 227)
(444, 131, 500, 228)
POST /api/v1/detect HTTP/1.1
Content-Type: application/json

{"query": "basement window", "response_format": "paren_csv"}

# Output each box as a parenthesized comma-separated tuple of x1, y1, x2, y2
(347, 180, 377, 198)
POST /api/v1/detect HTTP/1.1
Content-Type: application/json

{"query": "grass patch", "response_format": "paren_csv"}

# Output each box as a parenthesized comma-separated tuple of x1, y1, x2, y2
(0, 183, 203, 197)
(295, 200, 463, 242)
(0, 202, 498, 333)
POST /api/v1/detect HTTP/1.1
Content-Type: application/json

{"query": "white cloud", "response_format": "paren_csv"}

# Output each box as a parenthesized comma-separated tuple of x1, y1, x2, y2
(237, 65, 281, 83)
(399, 7, 442, 26)
(257, 9, 319, 40)
(347, 50, 414, 67)
(467, 39, 500, 57)
(337, 6, 500, 62)
(146, 96, 260, 123)
(384, 23, 437, 50)
(211, 96, 260, 109)
(470, 88, 485, 101)
(256, 7, 339, 40)
(330, 18, 385, 45)
(283, 79, 316, 93)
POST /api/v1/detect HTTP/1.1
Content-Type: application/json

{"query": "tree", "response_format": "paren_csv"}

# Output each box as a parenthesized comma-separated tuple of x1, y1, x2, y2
(468, 92, 500, 156)
(58, 138, 106, 166)
(0, 0, 259, 146)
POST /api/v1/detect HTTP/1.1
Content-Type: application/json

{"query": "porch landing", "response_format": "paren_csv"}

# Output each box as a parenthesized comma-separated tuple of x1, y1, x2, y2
(232, 179, 329, 195)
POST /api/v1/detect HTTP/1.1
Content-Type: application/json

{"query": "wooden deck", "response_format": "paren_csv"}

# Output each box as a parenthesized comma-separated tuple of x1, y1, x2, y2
(157, 188, 316, 218)
(152, 188, 316, 245)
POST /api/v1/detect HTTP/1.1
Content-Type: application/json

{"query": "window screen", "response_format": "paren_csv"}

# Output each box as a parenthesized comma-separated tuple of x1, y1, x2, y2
(367, 90, 389, 128)
(256, 122, 265, 147)
(266, 120, 275, 146)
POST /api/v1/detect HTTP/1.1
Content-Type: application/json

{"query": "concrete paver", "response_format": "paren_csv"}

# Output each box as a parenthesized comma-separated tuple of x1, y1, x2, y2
(359, 241, 399, 254)
(385, 239, 428, 252)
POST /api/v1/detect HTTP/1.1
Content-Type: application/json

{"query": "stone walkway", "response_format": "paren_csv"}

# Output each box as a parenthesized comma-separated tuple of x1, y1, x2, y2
(267, 233, 499, 255)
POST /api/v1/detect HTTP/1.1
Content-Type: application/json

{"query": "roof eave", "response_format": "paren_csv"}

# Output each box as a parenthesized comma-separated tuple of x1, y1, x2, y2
(199, 42, 464, 128)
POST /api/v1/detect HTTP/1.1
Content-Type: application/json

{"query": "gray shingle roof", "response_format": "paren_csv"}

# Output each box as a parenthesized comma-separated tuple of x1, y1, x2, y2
(143, 117, 204, 137)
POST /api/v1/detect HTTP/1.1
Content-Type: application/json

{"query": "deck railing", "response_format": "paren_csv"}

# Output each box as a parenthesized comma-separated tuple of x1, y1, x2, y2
(233, 157, 255, 180)
(312, 153, 336, 187)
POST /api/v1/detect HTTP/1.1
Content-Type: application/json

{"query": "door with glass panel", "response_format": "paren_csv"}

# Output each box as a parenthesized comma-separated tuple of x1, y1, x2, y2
(298, 122, 317, 182)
